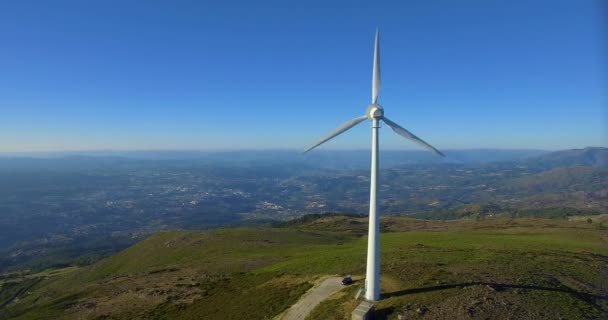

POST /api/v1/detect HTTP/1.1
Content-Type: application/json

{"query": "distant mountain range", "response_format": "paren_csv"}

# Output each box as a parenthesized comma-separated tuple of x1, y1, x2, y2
(2, 147, 605, 168)
(1, 147, 598, 169)
(519, 147, 608, 169)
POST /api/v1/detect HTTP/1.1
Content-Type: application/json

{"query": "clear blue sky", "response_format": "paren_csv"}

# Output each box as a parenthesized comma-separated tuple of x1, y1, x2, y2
(0, 0, 606, 152)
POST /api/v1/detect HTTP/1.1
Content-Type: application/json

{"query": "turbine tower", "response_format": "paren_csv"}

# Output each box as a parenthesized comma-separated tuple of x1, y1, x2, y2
(304, 30, 445, 301)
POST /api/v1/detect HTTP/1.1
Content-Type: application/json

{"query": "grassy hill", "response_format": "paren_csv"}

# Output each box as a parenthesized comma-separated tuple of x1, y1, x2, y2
(2, 215, 607, 319)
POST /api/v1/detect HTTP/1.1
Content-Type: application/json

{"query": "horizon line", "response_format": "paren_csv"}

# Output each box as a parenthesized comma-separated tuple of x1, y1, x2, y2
(0, 146, 604, 155)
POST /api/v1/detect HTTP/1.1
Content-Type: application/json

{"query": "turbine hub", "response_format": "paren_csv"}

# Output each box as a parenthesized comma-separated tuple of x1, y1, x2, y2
(366, 104, 384, 120)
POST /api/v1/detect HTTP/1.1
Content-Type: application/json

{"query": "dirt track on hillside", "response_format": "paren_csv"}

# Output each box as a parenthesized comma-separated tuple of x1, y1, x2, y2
(281, 277, 344, 320)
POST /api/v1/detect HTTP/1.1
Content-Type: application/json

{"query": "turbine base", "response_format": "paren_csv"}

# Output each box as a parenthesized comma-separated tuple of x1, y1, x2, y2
(352, 301, 375, 320)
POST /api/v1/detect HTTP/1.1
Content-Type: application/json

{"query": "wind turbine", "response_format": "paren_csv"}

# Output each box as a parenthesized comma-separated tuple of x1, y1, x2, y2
(304, 30, 445, 301)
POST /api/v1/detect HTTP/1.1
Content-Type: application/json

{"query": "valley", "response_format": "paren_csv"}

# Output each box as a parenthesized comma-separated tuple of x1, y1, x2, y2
(1, 148, 606, 273)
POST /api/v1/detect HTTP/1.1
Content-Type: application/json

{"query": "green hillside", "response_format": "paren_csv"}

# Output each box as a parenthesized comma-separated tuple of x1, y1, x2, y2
(2, 216, 607, 319)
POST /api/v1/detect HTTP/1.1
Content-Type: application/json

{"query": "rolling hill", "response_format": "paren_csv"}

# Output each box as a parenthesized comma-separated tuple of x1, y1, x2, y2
(2, 215, 607, 319)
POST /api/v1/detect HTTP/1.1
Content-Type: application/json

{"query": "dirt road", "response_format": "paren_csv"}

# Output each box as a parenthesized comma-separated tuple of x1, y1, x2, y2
(281, 277, 344, 320)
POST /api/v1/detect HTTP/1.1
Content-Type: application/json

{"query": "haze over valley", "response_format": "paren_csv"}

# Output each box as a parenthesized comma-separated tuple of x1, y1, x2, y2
(1, 147, 606, 272)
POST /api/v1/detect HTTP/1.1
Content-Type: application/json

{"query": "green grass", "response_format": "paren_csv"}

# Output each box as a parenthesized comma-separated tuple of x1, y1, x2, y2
(2, 216, 607, 319)
(144, 273, 313, 320)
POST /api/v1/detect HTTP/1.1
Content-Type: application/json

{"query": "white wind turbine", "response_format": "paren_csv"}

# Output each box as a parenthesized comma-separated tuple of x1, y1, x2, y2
(304, 30, 445, 301)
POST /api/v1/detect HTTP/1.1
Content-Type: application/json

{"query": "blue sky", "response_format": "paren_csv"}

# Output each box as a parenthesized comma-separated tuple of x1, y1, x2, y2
(0, 0, 606, 152)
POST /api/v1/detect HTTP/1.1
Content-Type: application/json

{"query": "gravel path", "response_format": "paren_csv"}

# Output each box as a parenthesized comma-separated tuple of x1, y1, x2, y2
(281, 277, 344, 320)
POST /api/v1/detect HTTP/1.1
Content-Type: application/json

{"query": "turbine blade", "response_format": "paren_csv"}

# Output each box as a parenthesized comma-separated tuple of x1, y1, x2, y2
(372, 29, 381, 104)
(304, 116, 368, 153)
(382, 117, 445, 157)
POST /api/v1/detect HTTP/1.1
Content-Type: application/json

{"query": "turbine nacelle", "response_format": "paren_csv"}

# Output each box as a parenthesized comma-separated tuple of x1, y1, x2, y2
(366, 104, 384, 120)
(303, 30, 444, 157)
